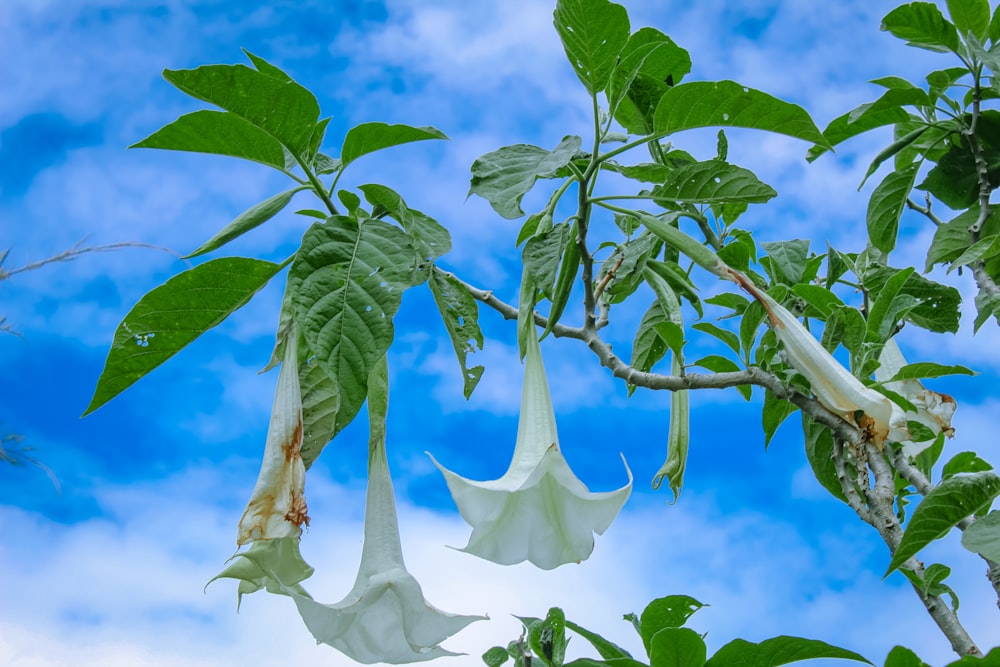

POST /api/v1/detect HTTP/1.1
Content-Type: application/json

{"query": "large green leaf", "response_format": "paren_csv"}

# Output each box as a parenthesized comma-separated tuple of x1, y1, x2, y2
(130, 110, 287, 170)
(553, 0, 630, 95)
(960, 510, 1000, 561)
(653, 160, 776, 204)
(428, 269, 485, 399)
(630, 301, 678, 394)
(163, 61, 320, 157)
(341, 123, 448, 167)
(469, 136, 582, 219)
(299, 355, 340, 469)
(867, 164, 919, 254)
(807, 101, 913, 162)
(653, 81, 829, 147)
(886, 472, 1000, 576)
(610, 27, 692, 134)
(925, 209, 978, 272)
(638, 595, 705, 655)
(705, 636, 871, 667)
(862, 265, 962, 334)
(761, 239, 809, 285)
(186, 187, 306, 258)
(357, 183, 452, 263)
(947, 0, 991, 40)
(648, 628, 706, 667)
(524, 222, 572, 297)
(289, 218, 420, 436)
(802, 416, 849, 503)
(85, 257, 281, 414)
(762, 390, 797, 448)
(881, 2, 961, 53)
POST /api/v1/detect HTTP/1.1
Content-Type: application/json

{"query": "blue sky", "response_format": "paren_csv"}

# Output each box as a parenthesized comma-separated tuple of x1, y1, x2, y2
(3, 1, 1000, 665)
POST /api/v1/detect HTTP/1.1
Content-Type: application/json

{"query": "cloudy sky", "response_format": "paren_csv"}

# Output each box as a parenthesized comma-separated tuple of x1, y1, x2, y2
(3, 1, 1000, 665)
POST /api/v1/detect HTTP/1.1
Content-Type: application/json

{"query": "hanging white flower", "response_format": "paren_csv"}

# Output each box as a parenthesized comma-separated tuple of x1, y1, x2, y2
(283, 357, 484, 664)
(429, 331, 632, 570)
(237, 324, 308, 545)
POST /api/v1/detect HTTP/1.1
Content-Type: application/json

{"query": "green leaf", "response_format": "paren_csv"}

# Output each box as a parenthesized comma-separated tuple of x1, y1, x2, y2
(357, 183, 452, 263)
(862, 265, 962, 334)
(341, 123, 447, 167)
(645, 259, 702, 316)
(886, 362, 975, 381)
(705, 636, 871, 667)
(565, 620, 633, 661)
(706, 292, 750, 314)
(542, 221, 582, 338)
(947, 0, 991, 40)
(792, 284, 846, 320)
(289, 218, 420, 436)
(469, 136, 582, 219)
(961, 510, 1000, 560)
(654, 81, 829, 147)
(610, 27, 692, 134)
(802, 416, 849, 503)
(886, 472, 1000, 576)
(130, 110, 288, 170)
(859, 126, 929, 185)
(942, 451, 994, 479)
(630, 301, 677, 390)
(524, 223, 572, 297)
(603, 161, 674, 183)
(163, 62, 320, 157)
(763, 390, 797, 448)
(85, 258, 281, 415)
(428, 269, 485, 400)
(866, 267, 916, 343)
(653, 160, 776, 204)
(526, 608, 568, 666)
(881, 2, 961, 53)
(483, 646, 510, 667)
(553, 0, 630, 94)
(648, 628, 706, 667)
(691, 323, 740, 356)
(867, 165, 919, 254)
(884, 645, 931, 667)
(991, 4, 1000, 42)
(807, 103, 912, 162)
(925, 208, 978, 271)
(692, 355, 749, 400)
(739, 299, 767, 360)
(299, 354, 340, 469)
(185, 187, 305, 258)
(951, 232, 1000, 269)
(639, 595, 705, 654)
(761, 239, 809, 285)
(975, 289, 1000, 331)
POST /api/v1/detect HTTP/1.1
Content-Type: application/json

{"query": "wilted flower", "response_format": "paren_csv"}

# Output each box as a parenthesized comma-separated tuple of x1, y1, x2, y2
(237, 324, 308, 545)
(740, 279, 903, 448)
(429, 331, 632, 570)
(282, 357, 484, 664)
(875, 337, 957, 457)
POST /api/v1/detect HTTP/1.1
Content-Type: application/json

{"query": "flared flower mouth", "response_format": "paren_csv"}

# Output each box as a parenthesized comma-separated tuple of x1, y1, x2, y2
(237, 324, 309, 545)
(429, 331, 632, 570)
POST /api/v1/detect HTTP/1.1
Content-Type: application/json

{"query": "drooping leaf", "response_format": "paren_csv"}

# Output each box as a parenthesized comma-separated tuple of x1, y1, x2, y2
(867, 164, 919, 254)
(653, 160, 777, 204)
(524, 223, 572, 297)
(630, 301, 678, 392)
(289, 218, 420, 436)
(645, 258, 702, 316)
(648, 628, 707, 667)
(705, 636, 872, 667)
(553, 0, 630, 94)
(542, 221, 582, 339)
(961, 510, 1000, 561)
(469, 136, 582, 219)
(881, 2, 961, 53)
(925, 208, 978, 271)
(950, 232, 1000, 270)
(654, 81, 829, 147)
(565, 620, 633, 660)
(862, 265, 962, 334)
(428, 268, 485, 399)
(85, 258, 281, 414)
(299, 355, 340, 469)
(186, 187, 306, 258)
(341, 123, 448, 167)
(357, 183, 452, 263)
(130, 110, 288, 170)
(691, 323, 740, 356)
(975, 289, 1000, 331)
(652, 355, 690, 500)
(610, 27, 692, 134)
(162, 62, 320, 157)
(802, 415, 849, 503)
(886, 471, 1000, 576)
(763, 390, 797, 448)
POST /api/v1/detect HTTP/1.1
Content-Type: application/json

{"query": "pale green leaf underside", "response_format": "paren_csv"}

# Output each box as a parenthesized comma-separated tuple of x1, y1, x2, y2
(961, 510, 1000, 561)
(469, 136, 582, 219)
(654, 80, 830, 147)
(85, 257, 281, 415)
(887, 472, 1000, 576)
(428, 269, 486, 400)
(655, 160, 777, 204)
(289, 218, 419, 436)
(553, 0, 630, 94)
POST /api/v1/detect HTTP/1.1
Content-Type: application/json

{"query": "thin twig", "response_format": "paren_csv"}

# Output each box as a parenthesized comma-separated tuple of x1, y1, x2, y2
(0, 241, 178, 281)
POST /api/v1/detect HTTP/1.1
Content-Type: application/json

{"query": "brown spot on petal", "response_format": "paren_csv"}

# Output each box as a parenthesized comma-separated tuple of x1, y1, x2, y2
(283, 417, 304, 462)
(286, 493, 310, 529)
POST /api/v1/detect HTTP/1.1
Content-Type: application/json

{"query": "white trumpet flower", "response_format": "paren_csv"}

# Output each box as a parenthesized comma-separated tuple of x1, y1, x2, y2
(875, 337, 957, 457)
(429, 332, 632, 570)
(237, 325, 308, 545)
(283, 358, 484, 664)
(745, 283, 903, 448)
